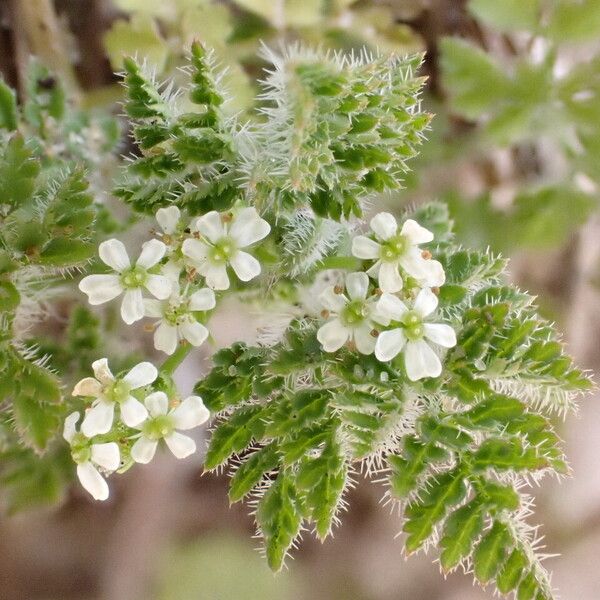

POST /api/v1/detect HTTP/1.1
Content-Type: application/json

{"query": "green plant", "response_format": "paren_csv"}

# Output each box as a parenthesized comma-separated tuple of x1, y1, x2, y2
(51, 43, 592, 599)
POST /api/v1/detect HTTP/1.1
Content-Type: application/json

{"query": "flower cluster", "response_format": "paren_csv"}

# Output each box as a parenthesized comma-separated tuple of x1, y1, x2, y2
(66, 358, 210, 500)
(79, 205, 271, 355)
(70, 205, 270, 499)
(317, 212, 456, 381)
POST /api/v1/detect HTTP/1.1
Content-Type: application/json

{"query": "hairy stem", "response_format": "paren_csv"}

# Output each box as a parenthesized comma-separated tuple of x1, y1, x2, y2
(160, 344, 192, 377)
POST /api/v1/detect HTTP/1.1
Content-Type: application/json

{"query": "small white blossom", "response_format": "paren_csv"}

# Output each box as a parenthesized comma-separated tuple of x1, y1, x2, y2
(352, 213, 445, 293)
(181, 207, 270, 290)
(144, 287, 216, 355)
(73, 358, 157, 436)
(156, 205, 181, 236)
(316, 272, 389, 355)
(79, 238, 172, 324)
(131, 392, 210, 463)
(63, 412, 120, 501)
(374, 288, 456, 381)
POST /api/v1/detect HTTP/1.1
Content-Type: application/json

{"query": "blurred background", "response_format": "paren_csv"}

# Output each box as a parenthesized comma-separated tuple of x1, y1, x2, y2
(0, 0, 599, 598)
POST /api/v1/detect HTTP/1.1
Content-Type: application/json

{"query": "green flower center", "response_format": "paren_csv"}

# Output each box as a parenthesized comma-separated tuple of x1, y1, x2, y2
(402, 310, 424, 341)
(209, 237, 236, 264)
(164, 300, 190, 326)
(106, 380, 131, 404)
(142, 415, 174, 440)
(380, 234, 408, 262)
(341, 299, 369, 327)
(70, 433, 92, 464)
(120, 265, 148, 288)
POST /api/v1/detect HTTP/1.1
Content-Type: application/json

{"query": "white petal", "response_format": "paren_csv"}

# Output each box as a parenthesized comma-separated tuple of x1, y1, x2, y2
(144, 298, 164, 318)
(180, 319, 209, 347)
(92, 358, 114, 384)
(120, 396, 149, 427)
(196, 211, 225, 243)
(164, 431, 196, 459)
(352, 235, 381, 259)
(63, 412, 80, 443)
(144, 391, 169, 416)
(375, 329, 406, 362)
(121, 288, 144, 324)
(145, 274, 172, 300)
(424, 323, 457, 348)
(188, 287, 216, 311)
(376, 293, 408, 321)
(345, 272, 369, 300)
(81, 401, 115, 437)
(230, 250, 261, 282)
(130, 437, 158, 464)
(203, 263, 230, 290)
(404, 339, 442, 381)
(98, 239, 130, 272)
(378, 261, 403, 293)
(398, 248, 434, 282)
(136, 239, 166, 269)
(181, 238, 209, 263)
(91, 442, 120, 472)
(229, 207, 270, 247)
(370, 212, 397, 241)
(353, 325, 376, 355)
(123, 361, 158, 389)
(319, 287, 346, 313)
(72, 377, 102, 398)
(154, 321, 178, 355)
(156, 206, 180, 234)
(77, 462, 109, 501)
(414, 287, 439, 317)
(79, 274, 122, 305)
(171, 395, 210, 430)
(420, 259, 446, 287)
(317, 319, 349, 352)
(401, 219, 434, 245)
(161, 260, 183, 286)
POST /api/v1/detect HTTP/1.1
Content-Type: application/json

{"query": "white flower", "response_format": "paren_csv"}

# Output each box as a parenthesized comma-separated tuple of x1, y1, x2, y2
(73, 358, 157, 436)
(316, 272, 388, 355)
(156, 205, 181, 236)
(181, 207, 270, 290)
(79, 238, 172, 324)
(374, 288, 456, 381)
(144, 287, 216, 355)
(131, 392, 210, 463)
(352, 213, 445, 293)
(63, 412, 120, 501)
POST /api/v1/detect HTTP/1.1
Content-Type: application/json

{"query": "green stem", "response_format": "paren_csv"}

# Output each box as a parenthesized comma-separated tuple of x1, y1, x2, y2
(160, 344, 192, 376)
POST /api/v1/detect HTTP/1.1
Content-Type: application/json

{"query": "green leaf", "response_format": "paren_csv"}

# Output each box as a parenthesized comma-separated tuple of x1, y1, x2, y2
(469, 0, 541, 33)
(104, 15, 168, 71)
(497, 548, 528, 593)
(0, 135, 39, 208)
(12, 393, 61, 453)
(473, 438, 548, 472)
(0, 280, 20, 312)
(547, 0, 600, 42)
(0, 79, 18, 130)
(459, 394, 525, 428)
(256, 471, 303, 571)
(440, 499, 485, 571)
(38, 238, 94, 266)
(229, 444, 279, 502)
(509, 187, 596, 249)
(204, 406, 265, 469)
(403, 469, 467, 553)
(440, 38, 511, 120)
(473, 521, 511, 583)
